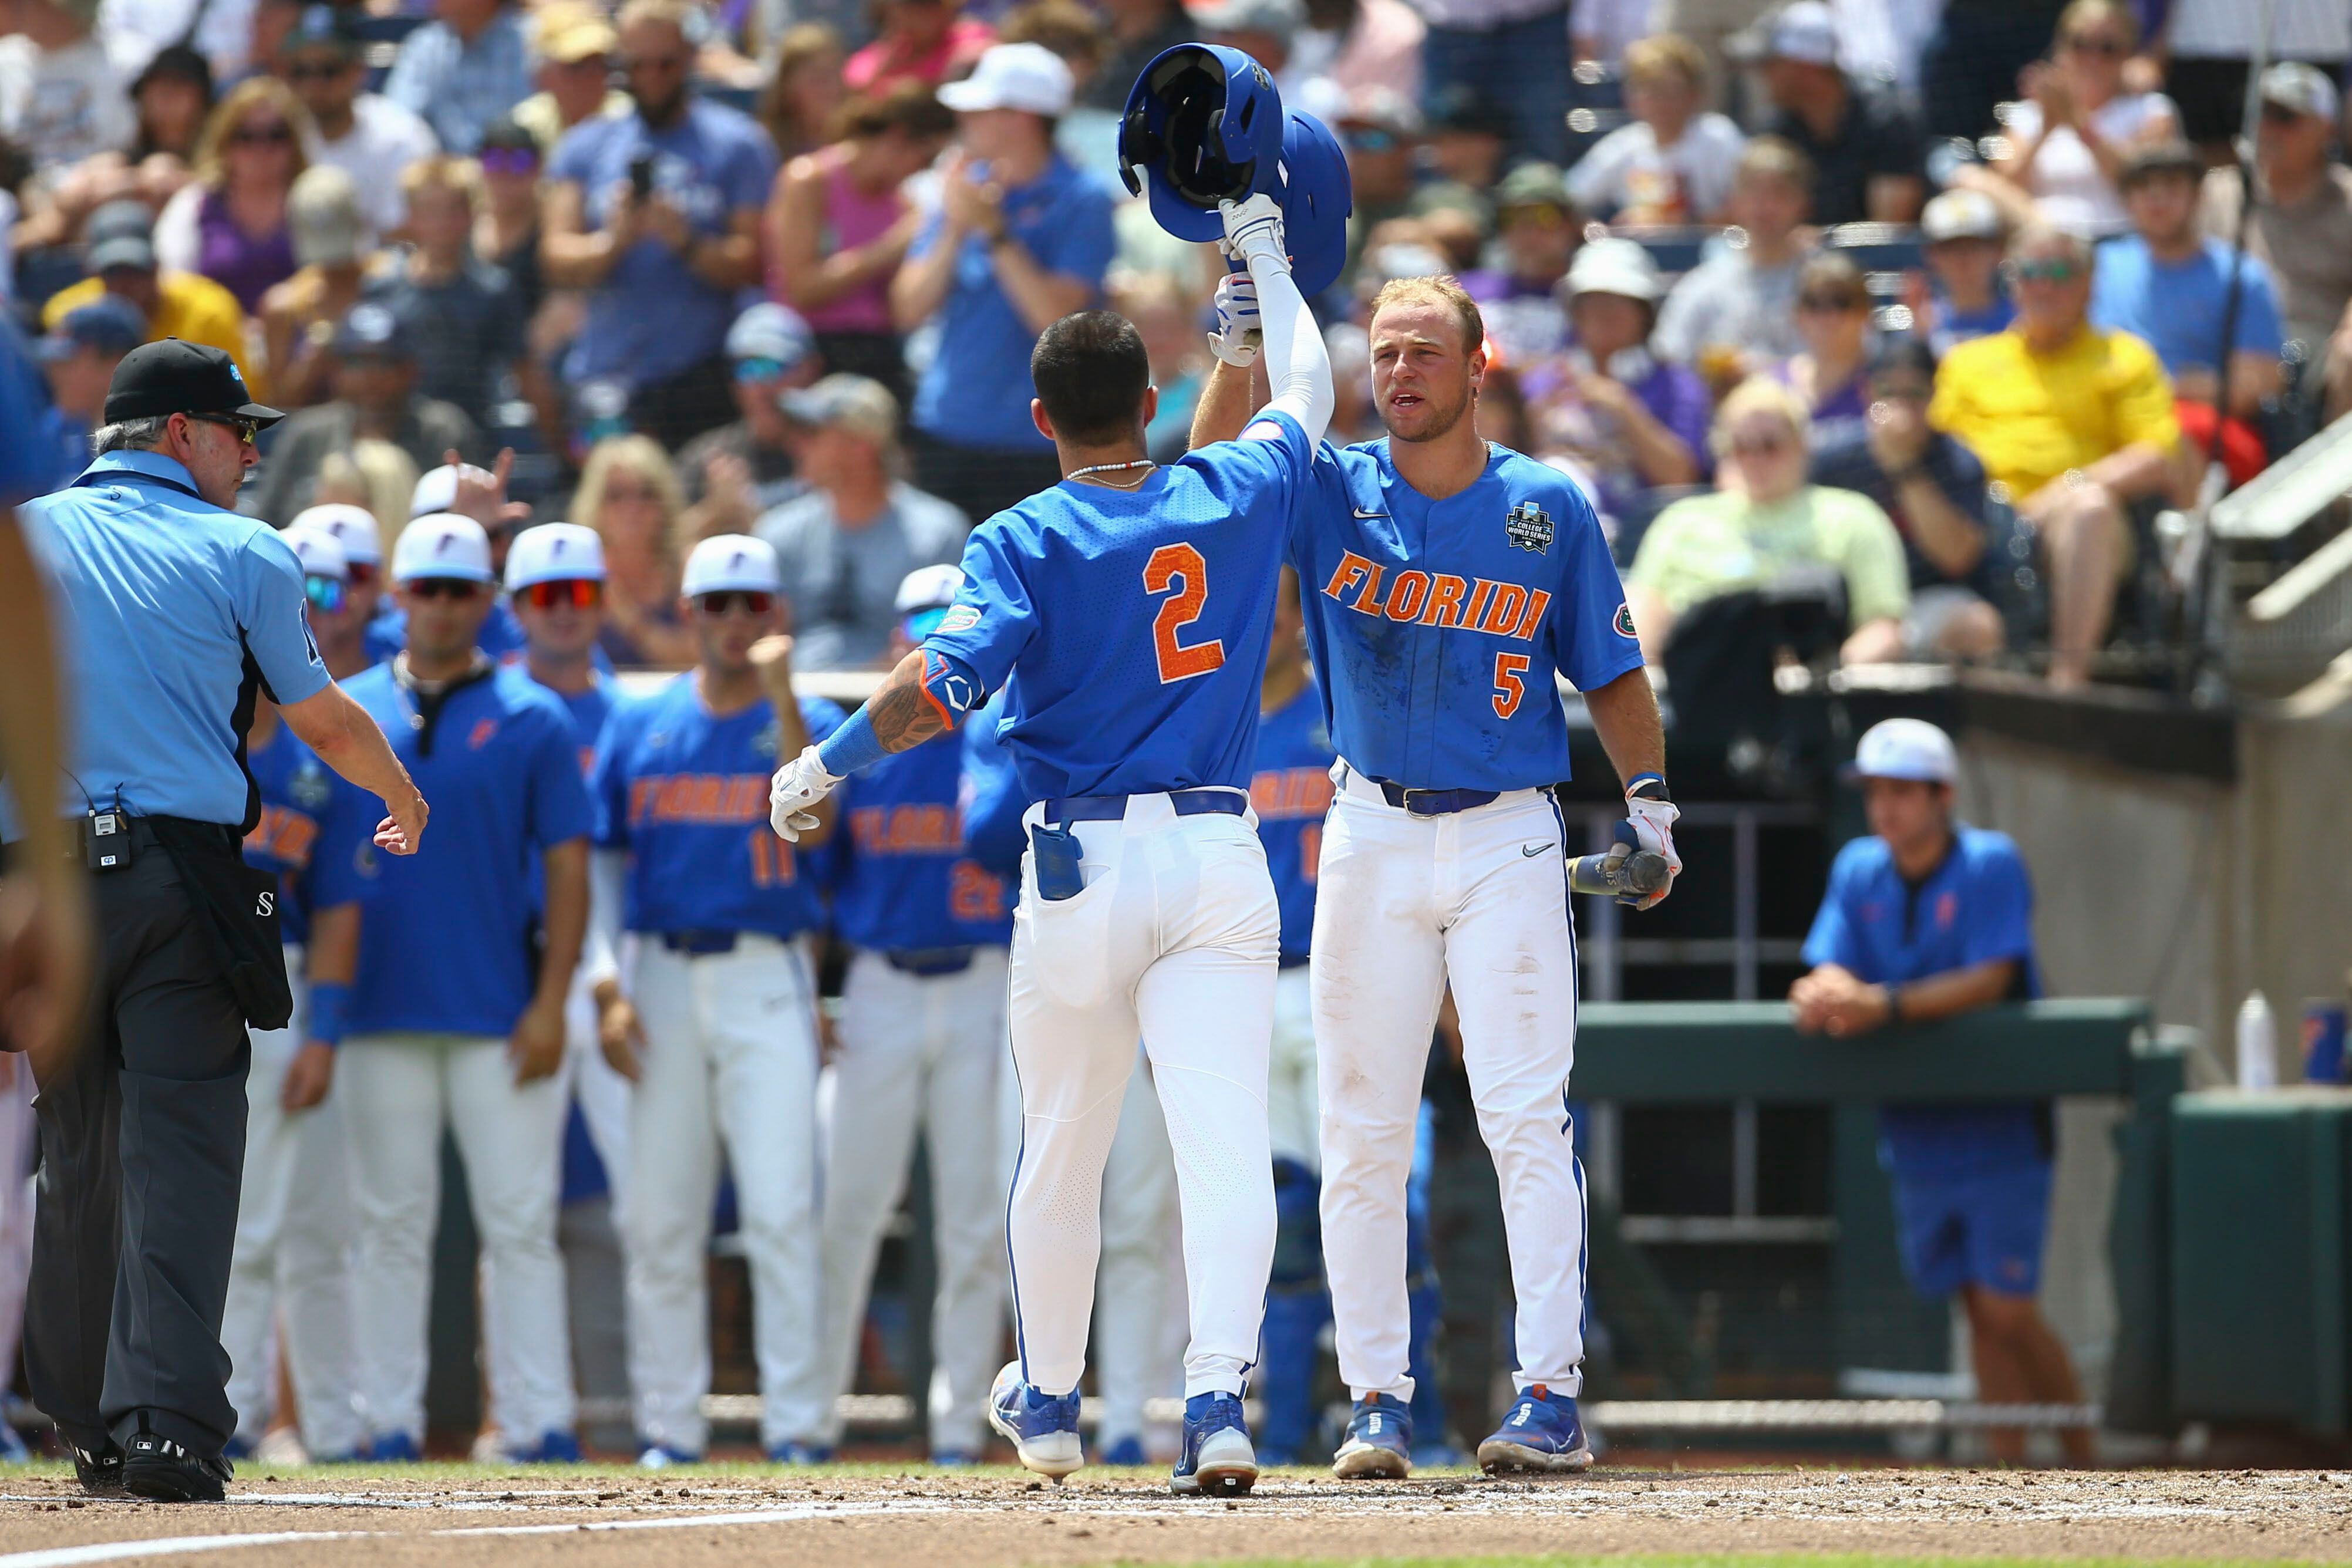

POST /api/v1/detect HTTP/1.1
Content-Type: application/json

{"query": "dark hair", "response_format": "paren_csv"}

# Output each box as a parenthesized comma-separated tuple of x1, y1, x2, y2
(2118, 139, 2203, 190)
(830, 80, 956, 143)
(1867, 333, 1938, 383)
(1031, 311, 1150, 445)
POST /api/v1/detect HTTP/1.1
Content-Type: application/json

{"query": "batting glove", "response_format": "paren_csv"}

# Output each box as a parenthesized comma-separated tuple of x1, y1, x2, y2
(1208, 269, 1262, 367)
(770, 746, 843, 842)
(1620, 776, 1681, 911)
(1218, 193, 1288, 273)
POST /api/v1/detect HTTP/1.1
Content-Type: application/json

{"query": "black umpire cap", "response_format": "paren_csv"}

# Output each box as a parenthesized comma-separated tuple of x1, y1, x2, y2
(103, 338, 286, 426)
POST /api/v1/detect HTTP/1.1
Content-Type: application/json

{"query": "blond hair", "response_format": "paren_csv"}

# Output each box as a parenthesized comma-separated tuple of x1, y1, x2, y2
(1734, 134, 1814, 195)
(617, 0, 701, 35)
(575, 434, 687, 561)
(1368, 274, 1487, 356)
(192, 76, 314, 189)
(1710, 376, 1812, 457)
(2057, 0, 2139, 51)
(1623, 33, 1707, 93)
(315, 439, 422, 557)
(400, 154, 487, 215)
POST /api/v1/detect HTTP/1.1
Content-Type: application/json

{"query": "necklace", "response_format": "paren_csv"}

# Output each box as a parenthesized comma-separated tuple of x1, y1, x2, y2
(1066, 458, 1157, 488)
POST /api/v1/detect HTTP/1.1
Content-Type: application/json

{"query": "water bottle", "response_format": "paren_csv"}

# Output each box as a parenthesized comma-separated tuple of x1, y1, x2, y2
(2237, 990, 2278, 1091)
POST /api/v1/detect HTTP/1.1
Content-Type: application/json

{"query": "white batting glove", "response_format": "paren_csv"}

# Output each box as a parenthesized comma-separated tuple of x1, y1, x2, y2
(1208, 269, 1262, 367)
(769, 746, 843, 842)
(1218, 193, 1288, 272)
(1621, 778, 1681, 911)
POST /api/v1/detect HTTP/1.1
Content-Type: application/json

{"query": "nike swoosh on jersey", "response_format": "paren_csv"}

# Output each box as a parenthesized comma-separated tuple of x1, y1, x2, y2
(1522, 843, 1554, 857)
(1352, 507, 1387, 518)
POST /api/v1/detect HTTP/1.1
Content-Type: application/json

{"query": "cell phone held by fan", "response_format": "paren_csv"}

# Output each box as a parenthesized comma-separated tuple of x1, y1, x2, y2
(628, 152, 655, 201)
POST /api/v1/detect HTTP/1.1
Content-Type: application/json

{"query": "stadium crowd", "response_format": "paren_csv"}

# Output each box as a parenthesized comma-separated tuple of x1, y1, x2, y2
(1, 0, 2348, 1474)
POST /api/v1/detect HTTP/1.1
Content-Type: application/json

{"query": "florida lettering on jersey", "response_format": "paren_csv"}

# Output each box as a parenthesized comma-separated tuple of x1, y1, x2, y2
(1252, 678, 1336, 961)
(1287, 440, 1642, 792)
(244, 722, 378, 947)
(593, 673, 846, 939)
(831, 729, 1012, 952)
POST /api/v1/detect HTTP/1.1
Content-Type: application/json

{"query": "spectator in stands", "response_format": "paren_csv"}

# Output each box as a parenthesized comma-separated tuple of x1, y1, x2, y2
(1655, 137, 1813, 384)
(1629, 377, 1910, 666)
(1732, 0, 1925, 225)
(41, 198, 254, 385)
(363, 156, 534, 435)
(260, 163, 370, 409)
(769, 81, 954, 408)
(676, 302, 820, 541)
(1081, 0, 1191, 112)
(1566, 32, 1744, 228)
(1335, 88, 1423, 261)
(128, 43, 212, 164)
(2093, 140, 2284, 451)
(1411, 0, 1571, 167)
(476, 117, 546, 319)
(2160, 0, 2351, 161)
(1790, 716, 2092, 1466)
(1521, 238, 1706, 522)
(1295, 0, 1426, 104)
(1811, 337, 2008, 660)
(1778, 253, 1873, 449)
(573, 433, 697, 667)
(2200, 63, 2352, 423)
(1979, 0, 2178, 238)
(1197, 0, 1303, 83)
(281, 4, 438, 245)
(845, 0, 995, 95)
(1916, 188, 2014, 355)
(151, 76, 310, 314)
(312, 440, 421, 554)
(1423, 86, 1509, 205)
(0, 0, 134, 173)
(385, 0, 532, 156)
(750, 26, 844, 166)
(1919, 0, 2071, 147)
(544, 0, 778, 452)
(755, 373, 966, 671)
(513, 2, 629, 154)
(1460, 162, 1578, 364)
(1930, 225, 2180, 689)
(1114, 271, 1208, 461)
(250, 301, 488, 524)
(31, 295, 142, 491)
(891, 42, 1114, 525)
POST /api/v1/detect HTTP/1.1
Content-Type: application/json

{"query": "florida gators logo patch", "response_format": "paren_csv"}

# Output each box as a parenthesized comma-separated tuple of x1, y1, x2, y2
(468, 717, 499, 750)
(936, 605, 982, 635)
(1613, 602, 1637, 639)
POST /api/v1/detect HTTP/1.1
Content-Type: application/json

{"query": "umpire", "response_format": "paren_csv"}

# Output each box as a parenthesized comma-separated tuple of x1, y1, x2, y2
(18, 339, 428, 1502)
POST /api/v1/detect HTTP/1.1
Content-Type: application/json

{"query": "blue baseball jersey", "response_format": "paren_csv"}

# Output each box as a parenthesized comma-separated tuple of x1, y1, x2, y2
(959, 690, 1029, 882)
(1252, 679, 1335, 960)
(591, 674, 846, 940)
(242, 721, 380, 948)
(528, 674, 618, 780)
(1803, 825, 2045, 1178)
(830, 731, 1013, 953)
(1287, 440, 1643, 791)
(345, 663, 597, 1036)
(923, 413, 1316, 801)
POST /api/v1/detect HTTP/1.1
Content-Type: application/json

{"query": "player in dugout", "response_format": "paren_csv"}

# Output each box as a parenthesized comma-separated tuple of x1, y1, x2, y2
(1787, 717, 2092, 1465)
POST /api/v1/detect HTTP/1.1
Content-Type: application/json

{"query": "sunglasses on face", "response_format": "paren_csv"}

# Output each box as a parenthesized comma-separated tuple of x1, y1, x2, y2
(479, 146, 541, 177)
(285, 59, 352, 82)
(2061, 33, 2128, 56)
(305, 574, 348, 613)
(1798, 292, 1865, 313)
(521, 578, 604, 610)
(1730, 431, 1792, 456)
(624, 53, 690, 73)
(230, 122, 295, 146)
(2013, 257, 2082, 284)
(696, 590, 772, 616)
(406, 578, 484, 601)
(188, 411, 261, 446)
(734, 356, 789, 383)
(345, 560, 379, 587)
(1345, 128, 1401, 154)
(2260, 102, 2309, 126)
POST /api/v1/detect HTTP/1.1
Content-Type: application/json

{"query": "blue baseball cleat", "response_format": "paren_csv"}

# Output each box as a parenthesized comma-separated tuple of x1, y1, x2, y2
(367, 1431, 423, 1463)
(1098, 1435, 1148, 1467)
(638, 1444, 700, 1469)
(1477, 1384, 1594, 1475)
(1170, 1392, 1256, 1498)
(766, 1441, 834, 1465)
(509, 1429, 582, 1463)
(988, 1360, 1083, 1479)
(1332, 1391, 1412, 1479)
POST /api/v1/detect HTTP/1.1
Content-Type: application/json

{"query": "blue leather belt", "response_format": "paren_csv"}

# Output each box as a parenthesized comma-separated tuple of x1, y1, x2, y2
(1278, 952, 1310, 970)
(1376, 781, 1501, 817)
(885, 946, 977, 977)
(661, 930, 742, 956)
(1043, 790, 1246, 825)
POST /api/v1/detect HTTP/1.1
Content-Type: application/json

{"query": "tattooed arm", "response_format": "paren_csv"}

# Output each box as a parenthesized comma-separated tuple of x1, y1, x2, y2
(769, 645, 980, 841)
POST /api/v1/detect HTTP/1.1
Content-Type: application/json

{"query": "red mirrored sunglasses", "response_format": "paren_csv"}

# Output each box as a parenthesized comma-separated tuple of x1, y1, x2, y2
(521, 578, 604, 610)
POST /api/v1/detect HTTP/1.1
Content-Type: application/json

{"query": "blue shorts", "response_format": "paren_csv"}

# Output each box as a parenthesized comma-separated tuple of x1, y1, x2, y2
(1889, 1158, 2051, 1299)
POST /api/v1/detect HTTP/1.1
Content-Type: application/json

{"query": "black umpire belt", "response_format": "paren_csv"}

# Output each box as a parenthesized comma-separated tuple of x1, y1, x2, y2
(884, 946, 978, 977)
(1043, 790, 1246, 825)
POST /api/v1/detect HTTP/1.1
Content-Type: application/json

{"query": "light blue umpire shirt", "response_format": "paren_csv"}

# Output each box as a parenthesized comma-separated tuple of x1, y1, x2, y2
(22, 449, 331, 828)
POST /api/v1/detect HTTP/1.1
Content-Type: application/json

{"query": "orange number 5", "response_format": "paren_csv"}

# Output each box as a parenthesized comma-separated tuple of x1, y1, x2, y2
(1144, 543, 1226, 684)
(1492, 653, 1531, 719)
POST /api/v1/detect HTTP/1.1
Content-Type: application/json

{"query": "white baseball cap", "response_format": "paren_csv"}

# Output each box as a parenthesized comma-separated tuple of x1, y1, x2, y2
(1921, 187, 2006, 244)
(288, 502, 382, 566)
(937, 42, 1073, 117)
(282, 524, 349, 582)
(680, 533, 784, 598)
(1851, 717, 1957, 784)
(392, 512, 497, 585)
(895, 563, 965, 637)
(1728, 0, 1837, 66)
(1563, 237, 1663, 304)
(410, 463, 494, 520)
(2259, 60, 2340, 124)
(505, 522, 608, 591)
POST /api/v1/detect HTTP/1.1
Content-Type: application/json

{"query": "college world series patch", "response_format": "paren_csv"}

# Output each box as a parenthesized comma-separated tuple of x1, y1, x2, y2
(1504, 501, 1554, 554)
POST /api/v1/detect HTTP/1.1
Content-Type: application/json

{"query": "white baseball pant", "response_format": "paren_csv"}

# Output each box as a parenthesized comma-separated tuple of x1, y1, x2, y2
(818, 946, 1008, 1454)
(625, 934, 824, 1455)
(1313, 770, 1589, 1401)
(0, 1051, 33, 1394)
(564, 956, 631, 1218)
(221, 947, 362, 1456)
(1006, 794, 1278, 1403)
(341, 1033, 575, 1445)
(1091, 1049, 1179, 1448)
(1267, 965, 1320, 1172)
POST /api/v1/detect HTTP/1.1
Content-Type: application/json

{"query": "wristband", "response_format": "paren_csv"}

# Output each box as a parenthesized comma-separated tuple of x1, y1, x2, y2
(1626, 773, 1670, 802)
(307, 980, 351, 1048)
(816, 706, 888, 777)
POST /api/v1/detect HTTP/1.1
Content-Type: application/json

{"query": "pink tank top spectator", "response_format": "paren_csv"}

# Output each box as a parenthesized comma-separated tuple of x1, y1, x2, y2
(796, 150, 903, 333)
(844, 2, 993, 93)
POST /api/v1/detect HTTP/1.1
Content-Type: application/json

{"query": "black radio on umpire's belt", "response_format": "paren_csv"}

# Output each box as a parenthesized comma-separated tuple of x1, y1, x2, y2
(82, 795, 134, 872)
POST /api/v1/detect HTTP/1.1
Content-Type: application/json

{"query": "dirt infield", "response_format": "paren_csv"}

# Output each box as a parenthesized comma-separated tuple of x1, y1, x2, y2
(1, 1463, 2345, 1566)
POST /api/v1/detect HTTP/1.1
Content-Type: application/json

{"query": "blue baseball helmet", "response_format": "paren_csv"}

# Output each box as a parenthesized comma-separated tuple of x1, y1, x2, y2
(1271, 109, 1352, 296)
(1117, 43, 1284, 242)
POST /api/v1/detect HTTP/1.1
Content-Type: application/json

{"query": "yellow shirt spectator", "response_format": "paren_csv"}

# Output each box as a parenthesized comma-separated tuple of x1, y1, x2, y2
(1628, 484, 1912, 628)
(1928, 323, 2179, 501)
(43, 273, 261, 400)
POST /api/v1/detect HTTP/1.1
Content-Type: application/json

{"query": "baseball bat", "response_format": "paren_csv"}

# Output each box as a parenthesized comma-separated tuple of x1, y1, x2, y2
(1567, 846, 1672, 901)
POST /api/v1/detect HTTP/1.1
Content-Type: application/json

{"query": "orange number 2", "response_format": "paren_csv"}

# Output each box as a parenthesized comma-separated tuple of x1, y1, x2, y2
(1144, 543, 1226, 684)
(1492, 653, 1531, 719)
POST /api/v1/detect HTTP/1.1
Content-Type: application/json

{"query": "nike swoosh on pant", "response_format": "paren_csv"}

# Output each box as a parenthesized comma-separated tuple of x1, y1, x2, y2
(1522, 844, 1554, 857)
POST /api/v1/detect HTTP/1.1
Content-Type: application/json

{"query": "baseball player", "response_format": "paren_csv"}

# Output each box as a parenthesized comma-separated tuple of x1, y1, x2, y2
(814, 564, 1012, 1464)
(1193, 271, 1678, 1477)
(587, 535, 845, 1465)
(769, 194, 1332, 1495)
(219, 527, 377, 1463)
(363, 460, 531, 665)
(508, 523, 631, 1206)
(341, 513, 594, 1463)
(288, 504, 386, 677)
